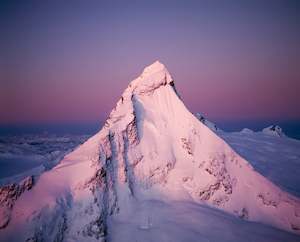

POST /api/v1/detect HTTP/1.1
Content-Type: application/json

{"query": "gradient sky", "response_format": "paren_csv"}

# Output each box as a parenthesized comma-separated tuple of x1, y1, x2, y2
(1, 0, 300, 126)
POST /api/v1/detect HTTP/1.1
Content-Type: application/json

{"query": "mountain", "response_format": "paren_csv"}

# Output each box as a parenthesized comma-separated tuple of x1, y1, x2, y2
(240, 128, 254, 134)
(1, 61, 300, 242)
(262, 125, 286, 137)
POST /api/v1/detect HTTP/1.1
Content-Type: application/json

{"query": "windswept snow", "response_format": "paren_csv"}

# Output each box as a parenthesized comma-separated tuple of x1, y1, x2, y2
(0, 61, 300, 242)
(108, 199, 300, 242)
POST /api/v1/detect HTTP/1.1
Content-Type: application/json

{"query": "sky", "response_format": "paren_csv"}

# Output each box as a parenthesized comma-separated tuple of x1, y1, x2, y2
(0, 0, 300, 129)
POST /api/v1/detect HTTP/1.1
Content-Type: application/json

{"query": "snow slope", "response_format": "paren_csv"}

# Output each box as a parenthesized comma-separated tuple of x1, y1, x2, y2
(1, 61, 300, 242)
(221, 130, 300, 198)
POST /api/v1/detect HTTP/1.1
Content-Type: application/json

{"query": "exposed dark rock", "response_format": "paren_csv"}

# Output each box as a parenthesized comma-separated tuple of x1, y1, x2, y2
(181, 138, 193, 155)
(257, 193, 278, 207)
(0, 176, 35, 229)
(238, 208, 249, 220)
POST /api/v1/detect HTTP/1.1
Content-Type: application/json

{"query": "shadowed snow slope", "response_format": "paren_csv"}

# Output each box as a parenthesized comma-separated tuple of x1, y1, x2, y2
(1, 61, 300, 242)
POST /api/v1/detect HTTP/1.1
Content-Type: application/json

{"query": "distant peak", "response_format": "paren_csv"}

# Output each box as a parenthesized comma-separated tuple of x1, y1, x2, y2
(262, 125, 286, 137)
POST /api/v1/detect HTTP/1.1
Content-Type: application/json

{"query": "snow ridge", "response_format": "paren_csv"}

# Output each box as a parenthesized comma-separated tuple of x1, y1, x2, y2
(195, 113, 221, 132)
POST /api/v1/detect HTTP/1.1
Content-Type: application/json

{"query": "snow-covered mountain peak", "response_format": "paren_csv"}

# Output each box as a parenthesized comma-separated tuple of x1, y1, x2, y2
(262, 125, 286, 137)
(1, 62, 300, 241)
(124, 61, 174, 96)
(105, 61, 178, 130)
(142, 60, 166, 74)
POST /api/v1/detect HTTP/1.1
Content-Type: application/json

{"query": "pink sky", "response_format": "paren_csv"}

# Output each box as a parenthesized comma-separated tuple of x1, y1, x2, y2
(1, 1, 299, 124)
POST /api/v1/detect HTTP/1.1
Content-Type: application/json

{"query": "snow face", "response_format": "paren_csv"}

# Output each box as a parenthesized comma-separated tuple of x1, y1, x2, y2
(1, 61, 300, 241)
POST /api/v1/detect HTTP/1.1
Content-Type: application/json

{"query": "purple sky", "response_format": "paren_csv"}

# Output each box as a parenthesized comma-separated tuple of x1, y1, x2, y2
(1, 0, 299, 125)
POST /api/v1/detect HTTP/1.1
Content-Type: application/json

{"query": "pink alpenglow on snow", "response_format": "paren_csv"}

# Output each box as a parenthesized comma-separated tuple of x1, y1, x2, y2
(0, 61, 300, 242)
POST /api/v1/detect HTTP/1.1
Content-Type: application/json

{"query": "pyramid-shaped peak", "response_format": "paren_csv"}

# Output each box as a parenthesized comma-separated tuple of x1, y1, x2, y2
(124, 60, 174, 96)
(142, 60, 166, 74)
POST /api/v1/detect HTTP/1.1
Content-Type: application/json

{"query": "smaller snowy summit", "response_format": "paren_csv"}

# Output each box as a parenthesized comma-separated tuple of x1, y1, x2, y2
(240, 128, 254, 134)
(262, 125, 285, 137)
